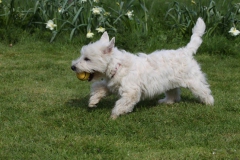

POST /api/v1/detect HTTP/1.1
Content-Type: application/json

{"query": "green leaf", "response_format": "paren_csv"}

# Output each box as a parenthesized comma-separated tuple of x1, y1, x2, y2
(34, 0, 40, 14)
(72, 7, 84, 24)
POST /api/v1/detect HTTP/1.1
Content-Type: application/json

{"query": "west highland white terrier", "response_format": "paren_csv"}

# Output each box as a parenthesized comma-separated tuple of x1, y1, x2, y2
(71, 18, 214, 119)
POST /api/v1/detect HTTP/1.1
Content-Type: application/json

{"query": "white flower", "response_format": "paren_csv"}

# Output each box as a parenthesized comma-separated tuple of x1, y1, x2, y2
(125, 10, 134, 19)
(0, 0, 2, 3)
(45, 20, 57, 30)
(93, 0, 99, 3)
(104, 12, 110, 16)
(96, 27, 105, 33)
(81, 0, 87, 3)
(229, 27, 240, 36)
(92, 7, 102, 15)
(58, 7, 64, 13)
(86, 31, 94, 38)
(191, 0, 196, 4)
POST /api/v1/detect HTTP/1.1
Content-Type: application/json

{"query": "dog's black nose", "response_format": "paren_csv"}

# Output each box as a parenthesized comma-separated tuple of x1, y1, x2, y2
(71, 65, 76, 71)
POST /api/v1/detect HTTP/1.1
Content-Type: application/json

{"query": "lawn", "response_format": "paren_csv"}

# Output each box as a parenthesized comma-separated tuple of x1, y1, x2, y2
(0, 0, 240, 159)
(1, 32, 240, 160)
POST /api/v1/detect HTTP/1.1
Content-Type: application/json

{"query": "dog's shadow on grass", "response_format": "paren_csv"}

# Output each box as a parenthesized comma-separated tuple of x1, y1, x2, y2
(65, 94, 200, 113)
(135, 96, 200, 109)
(65, 95, 157, 112)
(65, 95, 117, 111)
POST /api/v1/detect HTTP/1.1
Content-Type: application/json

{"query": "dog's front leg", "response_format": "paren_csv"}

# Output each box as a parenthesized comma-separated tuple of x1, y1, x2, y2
(111, 88, 141, 119)
(89, 80, 109, 108)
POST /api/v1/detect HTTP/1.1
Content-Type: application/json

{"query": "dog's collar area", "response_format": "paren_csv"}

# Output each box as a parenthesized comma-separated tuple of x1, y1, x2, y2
(110, 63, 121, 79)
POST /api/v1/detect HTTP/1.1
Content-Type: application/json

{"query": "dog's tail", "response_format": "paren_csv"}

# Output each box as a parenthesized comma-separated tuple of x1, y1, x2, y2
(185, 18, 206, 55)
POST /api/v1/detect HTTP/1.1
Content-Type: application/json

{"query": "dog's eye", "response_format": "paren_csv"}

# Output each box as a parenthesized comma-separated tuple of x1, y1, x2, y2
(84, 57, 90, 61)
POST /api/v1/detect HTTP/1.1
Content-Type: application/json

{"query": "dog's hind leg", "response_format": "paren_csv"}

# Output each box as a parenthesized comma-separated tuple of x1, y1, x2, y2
(187, 73, 214, 105)
(89, 80, 109, 107)
(187, 78, 214, 105)
(158, 88, 181, 104)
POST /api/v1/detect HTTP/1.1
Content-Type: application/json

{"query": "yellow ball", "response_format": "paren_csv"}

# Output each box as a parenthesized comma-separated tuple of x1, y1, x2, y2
(76, 72, 90, 81)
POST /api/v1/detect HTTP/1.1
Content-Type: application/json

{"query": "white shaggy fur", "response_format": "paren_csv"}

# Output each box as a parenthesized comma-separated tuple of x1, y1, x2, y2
(71, 18, 214, 119)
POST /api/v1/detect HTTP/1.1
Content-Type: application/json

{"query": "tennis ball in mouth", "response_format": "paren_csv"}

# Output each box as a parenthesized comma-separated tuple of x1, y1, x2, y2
(76, 72, 90, 81)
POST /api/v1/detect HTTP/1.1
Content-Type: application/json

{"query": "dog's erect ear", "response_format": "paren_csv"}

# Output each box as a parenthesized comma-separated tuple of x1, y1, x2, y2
(100, 31, 109, 42)
(103, 37, 115, 54)
(108, 37, 115, 48)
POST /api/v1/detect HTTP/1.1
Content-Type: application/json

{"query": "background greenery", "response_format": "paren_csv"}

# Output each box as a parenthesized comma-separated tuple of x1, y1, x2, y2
(0, 0, 240, 54)
(0, 0, 240, 159)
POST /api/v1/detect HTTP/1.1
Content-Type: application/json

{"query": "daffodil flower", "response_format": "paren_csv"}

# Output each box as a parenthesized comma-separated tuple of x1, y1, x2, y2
(125, 10, 134, 19)
(229, 27, 240, 36)
(45, 20, 57, 30)
(86, 31, 94, 38)
(191, 0, 196, 4)
(58, 7, 64, 13)
(96, 27, 105, 33)
(92, 7, 102, 15)
(104, 12, 110, 16)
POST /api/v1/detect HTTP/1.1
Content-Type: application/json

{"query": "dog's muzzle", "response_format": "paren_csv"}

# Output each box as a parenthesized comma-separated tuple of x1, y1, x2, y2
(71, 65, 94, 81)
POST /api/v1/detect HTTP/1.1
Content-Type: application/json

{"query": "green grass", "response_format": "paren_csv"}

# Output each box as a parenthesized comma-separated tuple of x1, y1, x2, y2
(0, 32, 240, 160)
(0, 0, 240, 159)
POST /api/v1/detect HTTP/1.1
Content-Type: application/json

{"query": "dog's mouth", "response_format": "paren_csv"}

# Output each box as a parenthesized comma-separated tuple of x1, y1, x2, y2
(71, 66, 102, 82)
(87, 71, 105, 82)
(88, 73, 94, 81)
(71, 65, 95, 81)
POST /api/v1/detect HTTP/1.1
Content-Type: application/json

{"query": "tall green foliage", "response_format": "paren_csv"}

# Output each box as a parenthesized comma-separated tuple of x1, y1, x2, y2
(0, 0, 149, 42)
(165, 0, 240, 36)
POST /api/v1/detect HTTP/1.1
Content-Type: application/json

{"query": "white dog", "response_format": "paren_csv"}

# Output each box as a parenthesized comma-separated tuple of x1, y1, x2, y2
(71, 18, 214, 119)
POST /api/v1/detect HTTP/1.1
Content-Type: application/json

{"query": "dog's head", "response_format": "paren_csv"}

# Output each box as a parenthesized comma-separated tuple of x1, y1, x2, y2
(71, 32, 115, 81)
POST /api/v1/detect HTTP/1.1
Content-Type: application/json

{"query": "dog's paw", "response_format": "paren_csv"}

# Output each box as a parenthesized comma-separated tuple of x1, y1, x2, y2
(88, 103, 97, 108)
(158, 99, 174, 104)
(110, 114, 118, 120)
